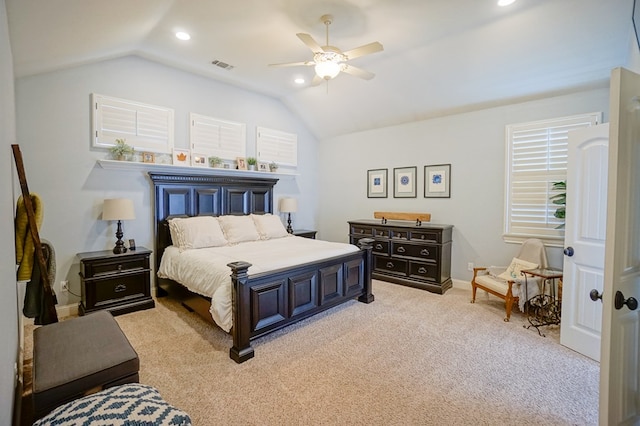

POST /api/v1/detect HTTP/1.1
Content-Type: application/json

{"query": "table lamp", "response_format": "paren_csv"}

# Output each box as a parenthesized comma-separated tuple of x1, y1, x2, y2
(279, 197, 298, 234)
(102, 198, 136, 254)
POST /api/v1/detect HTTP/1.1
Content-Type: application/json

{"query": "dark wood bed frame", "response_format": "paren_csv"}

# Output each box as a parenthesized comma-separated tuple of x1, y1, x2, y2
(149, 172, 374, 363)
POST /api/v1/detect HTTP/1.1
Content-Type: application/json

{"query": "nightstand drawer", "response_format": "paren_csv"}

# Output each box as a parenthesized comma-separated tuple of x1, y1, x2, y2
(90, 272, 150, 309)
(84, 257, 148, 278)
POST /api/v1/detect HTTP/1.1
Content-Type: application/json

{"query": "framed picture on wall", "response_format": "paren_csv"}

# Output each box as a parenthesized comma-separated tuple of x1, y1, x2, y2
(172, 149, 190, 166)
(393, 166, 417, 198)
(367, 168, 388, 198)
(424, 164, 451, 198)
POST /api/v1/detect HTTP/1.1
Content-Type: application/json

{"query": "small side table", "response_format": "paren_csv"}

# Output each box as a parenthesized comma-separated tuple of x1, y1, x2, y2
(292, 229, 317, 239)
(521, 268, 563, 336)
(78, 247, 155, 316)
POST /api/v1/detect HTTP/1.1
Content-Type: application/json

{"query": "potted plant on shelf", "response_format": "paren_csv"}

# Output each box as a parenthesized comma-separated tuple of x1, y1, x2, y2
(269, 161, 278, 172)
(208, 156, 223, 168)
(246, 157, 257, 171)
(110, 139, 135, 161)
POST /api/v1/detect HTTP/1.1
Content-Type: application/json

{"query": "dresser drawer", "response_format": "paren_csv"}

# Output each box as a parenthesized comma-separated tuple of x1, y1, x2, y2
(410, 230, 441, 243)
(408, 262, 438, 281)
(88, 272, 150, 310)
(375, 256, 407, 275)
(390, 229, 410, 240)
(392, 242, 438, 262)
(351, 225, 372, 237)
(372, 240, 389, 255)
(372, 227, 391, 238)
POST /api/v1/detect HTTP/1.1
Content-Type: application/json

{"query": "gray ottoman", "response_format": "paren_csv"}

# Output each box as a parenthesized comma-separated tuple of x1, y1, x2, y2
(32, 310, 139, 419)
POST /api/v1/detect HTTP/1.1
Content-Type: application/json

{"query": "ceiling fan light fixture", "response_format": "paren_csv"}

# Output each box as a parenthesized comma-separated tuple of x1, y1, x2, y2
(315, 61, 341, 80)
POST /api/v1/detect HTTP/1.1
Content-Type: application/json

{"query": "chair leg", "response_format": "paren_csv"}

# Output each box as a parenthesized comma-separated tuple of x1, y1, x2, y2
(471, 281, 477, 303)
(504, 294, 514, 322)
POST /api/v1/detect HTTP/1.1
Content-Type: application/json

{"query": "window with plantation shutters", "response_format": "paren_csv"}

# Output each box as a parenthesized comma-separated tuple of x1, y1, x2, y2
(256, 127, 297, 167)
(504, 112, 601, 245)
(92, 94, 174, 153)
(190, 113, 246, 160)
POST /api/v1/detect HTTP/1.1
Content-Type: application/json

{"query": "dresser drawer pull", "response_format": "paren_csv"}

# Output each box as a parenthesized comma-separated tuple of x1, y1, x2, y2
(386, 262, 394, 268)
(115, 284, 127, 293)
(360, 230, 365, 234)
(375, 244, 383, 250)
(421, 249, 430, 256)
(117, 264, 123, 271)
(397, 246, 406, 253)
(418, 267, 427, 274)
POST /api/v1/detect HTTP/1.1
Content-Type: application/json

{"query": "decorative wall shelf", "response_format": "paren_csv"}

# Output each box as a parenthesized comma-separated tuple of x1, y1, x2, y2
(96, 159, 298, 179)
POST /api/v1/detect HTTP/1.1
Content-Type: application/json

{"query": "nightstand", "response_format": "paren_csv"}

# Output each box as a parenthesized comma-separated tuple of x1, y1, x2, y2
(77, 247, 155, 316)
(292, 229, 317, 239)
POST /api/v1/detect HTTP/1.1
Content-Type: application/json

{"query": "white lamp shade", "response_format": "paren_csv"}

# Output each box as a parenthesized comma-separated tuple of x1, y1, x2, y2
(102, 198, 136, 221)
(279, 198, 298, 213)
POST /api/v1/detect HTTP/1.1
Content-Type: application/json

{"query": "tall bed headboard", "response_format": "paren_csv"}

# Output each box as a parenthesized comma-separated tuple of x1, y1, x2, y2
(148, 172, 279, 274)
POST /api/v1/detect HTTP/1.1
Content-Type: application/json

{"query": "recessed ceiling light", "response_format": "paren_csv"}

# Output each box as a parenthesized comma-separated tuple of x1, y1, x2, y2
(497, 0, 516, 6)
(294, 77, 305, 84)
(175, 31, 191, 41)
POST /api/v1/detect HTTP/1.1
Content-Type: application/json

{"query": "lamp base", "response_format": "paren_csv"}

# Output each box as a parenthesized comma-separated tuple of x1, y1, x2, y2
(113, 220, 128, 254)
(286, 213, 293, 234)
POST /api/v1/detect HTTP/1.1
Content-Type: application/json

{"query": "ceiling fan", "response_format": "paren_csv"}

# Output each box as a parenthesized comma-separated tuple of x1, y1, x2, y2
(269, 14, 384, 86)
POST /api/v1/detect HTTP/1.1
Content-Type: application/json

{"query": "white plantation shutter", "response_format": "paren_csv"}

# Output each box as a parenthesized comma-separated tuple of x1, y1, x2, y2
(504, 112, 601, 244)
(92, 94, 174, 153)
(256, 127, 297, 167)
(190, 113, 246, 160)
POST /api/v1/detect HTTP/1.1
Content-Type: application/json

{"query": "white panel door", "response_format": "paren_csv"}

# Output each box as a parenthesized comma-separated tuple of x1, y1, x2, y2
(560, 124, 609, 361)
(599, 67, 640, 425)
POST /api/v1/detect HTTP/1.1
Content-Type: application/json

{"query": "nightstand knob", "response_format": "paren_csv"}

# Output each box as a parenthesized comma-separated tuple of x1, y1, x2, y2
(418, 267, 427, 274)
(115, 284, 127, 293)
(386, 262, 394, 268)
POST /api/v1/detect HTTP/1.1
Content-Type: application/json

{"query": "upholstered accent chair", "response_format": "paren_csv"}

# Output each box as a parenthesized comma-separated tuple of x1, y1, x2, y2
(471, 239, 549, 321)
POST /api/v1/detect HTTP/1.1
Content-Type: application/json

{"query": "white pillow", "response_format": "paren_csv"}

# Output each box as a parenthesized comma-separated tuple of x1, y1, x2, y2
(251, 214, 290, 239)
(168, 216, 228, 250)
(218, 215, 261, 244)
(498, 257, 538, 281)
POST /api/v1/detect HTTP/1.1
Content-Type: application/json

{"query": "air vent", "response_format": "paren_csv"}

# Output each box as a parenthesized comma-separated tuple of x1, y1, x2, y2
(211, 60, 234, 71)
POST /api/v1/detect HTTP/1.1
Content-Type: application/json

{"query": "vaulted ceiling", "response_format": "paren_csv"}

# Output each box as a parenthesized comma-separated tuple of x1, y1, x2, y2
(6, 0, 635, 140)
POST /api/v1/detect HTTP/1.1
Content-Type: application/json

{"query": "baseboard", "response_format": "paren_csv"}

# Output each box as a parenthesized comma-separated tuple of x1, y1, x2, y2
(22, 303, 79, 326)
(452, 278, 470, 290)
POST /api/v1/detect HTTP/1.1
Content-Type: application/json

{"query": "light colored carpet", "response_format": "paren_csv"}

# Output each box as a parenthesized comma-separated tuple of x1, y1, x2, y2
(112, 280, 598, 425)
(22, 280, 599, 425)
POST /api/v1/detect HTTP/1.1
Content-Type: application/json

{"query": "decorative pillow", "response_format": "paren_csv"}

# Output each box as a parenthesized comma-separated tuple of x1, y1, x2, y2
(218, 215, 261, 244)
(33, 383, 192, 426)
(168, 216, 227, 250)
(498, 257, 538, 281)
(252, 214, 290, 239)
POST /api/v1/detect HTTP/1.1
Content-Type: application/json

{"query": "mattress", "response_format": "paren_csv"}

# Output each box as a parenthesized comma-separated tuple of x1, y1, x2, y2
(158, 236, 359, 332)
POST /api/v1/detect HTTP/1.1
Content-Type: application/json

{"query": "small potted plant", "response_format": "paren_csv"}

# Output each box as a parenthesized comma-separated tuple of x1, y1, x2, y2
(110, 138, 134, 161)
(269, 161, 278, 172)
(246, 157, 257, 171)
(208, 156, 223, 168)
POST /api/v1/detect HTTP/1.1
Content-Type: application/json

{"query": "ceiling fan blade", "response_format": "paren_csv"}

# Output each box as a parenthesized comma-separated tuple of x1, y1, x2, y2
(341, 64, 375, 80)
(343, 42, 383, 60)
(311, 75, 325, 86)
(297, 33, 325, 53)
(268, 60, 315, 68)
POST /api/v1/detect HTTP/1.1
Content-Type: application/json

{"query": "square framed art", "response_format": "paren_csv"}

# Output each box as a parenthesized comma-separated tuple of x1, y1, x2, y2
(424, 164, 451, 198)
(367, 168, 388, 198)
(191, 153, 207, 167)
(172, 149, 190, 166)
(393, 166, 417, 198)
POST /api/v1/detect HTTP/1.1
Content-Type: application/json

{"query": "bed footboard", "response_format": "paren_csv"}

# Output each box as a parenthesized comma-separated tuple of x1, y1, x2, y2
(228, 238, 374, 363)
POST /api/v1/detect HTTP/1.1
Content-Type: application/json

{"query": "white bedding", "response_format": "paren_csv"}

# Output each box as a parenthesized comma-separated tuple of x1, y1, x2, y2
(158, 236, 360, 332)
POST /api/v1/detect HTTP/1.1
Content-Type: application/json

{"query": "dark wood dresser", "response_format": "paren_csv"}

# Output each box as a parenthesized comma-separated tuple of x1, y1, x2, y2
(349, 220, 453, 294)
(77, 247, 155, 316)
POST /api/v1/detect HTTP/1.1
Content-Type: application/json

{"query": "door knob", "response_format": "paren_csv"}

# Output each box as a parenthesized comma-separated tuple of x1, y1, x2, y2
(614, 290, 638, 311)
(589, 289, 603, 302)
(564, 246, 574, 257)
